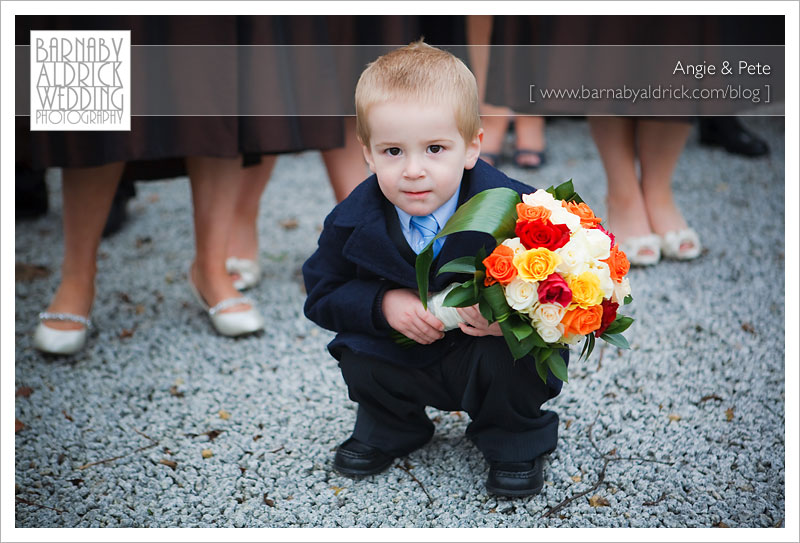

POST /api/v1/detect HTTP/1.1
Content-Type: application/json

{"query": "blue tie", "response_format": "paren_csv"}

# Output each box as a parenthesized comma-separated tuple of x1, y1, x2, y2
(410, 214, 443, 257)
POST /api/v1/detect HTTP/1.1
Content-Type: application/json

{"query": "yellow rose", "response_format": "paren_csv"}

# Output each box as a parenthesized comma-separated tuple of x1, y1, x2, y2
(513, 248, 561, 282)
(568, 271, 604, 309)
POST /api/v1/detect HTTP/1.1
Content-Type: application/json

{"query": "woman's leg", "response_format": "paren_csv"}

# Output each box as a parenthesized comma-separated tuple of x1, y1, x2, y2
(588, 117, 655, 255)
(43, 162, 125, 330)
(186, 155, 251, 313)
(226, 156, 277, 262)
(637, 120, 693, 241)
(514, 115, 546, 167)
(321, 117, 367, 203)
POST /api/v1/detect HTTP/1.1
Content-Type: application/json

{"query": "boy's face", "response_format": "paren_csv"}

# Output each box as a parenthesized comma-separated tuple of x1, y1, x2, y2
(361, 101, 482, 216)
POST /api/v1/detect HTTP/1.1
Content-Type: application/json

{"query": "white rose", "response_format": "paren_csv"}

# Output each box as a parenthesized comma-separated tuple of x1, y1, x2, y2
(531, 302, 565, 327)
(522, 189, 559, 210)
(548, 206, 581, 232)
(583, 227, 612, 260)
(589, 261, 615, 299)
(504, 278, 538, 312)
(556, 230, 591, 276)
(612, 277, 632, 305)
(501, 237, 527, 257)
(559, 326, 584, 346)
(536, 323, 563, 343)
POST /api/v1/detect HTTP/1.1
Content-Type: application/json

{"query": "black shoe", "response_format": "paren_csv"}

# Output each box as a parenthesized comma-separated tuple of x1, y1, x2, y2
(699, 117, 769, 157)
(485, 456, 545, 497)
(333, 437, 395, 477)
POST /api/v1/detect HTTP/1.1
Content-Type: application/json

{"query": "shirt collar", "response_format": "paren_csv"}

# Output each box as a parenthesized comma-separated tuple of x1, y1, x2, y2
(394, 187, 461, 234)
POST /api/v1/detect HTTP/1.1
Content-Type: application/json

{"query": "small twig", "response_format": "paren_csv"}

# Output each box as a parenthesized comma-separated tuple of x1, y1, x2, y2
(132, 428, 158, 444)
(77, 443, 158, 470)
(270, 445, 285, 454)
(643, 492, 667, 506)
(15, 497, 66, 514)
(395, 462, 434, 505)
(543, 458, 610, 518)
(596, 343, 607, 371)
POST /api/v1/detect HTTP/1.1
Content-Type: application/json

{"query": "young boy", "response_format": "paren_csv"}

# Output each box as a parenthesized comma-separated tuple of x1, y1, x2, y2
(302, 42, 565, 497)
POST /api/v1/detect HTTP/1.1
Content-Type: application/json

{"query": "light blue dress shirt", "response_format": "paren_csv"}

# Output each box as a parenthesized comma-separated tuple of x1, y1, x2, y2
(394, 188, 460, 254)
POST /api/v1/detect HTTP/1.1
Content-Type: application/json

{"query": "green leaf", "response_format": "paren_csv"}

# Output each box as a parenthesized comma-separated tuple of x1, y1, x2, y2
(478, 297, 493, 322)
(437, 256, 477, 276)
(623, 294, 633, 305)
(545, 179, 585, 204)
(600, 332, 631, 350)
(603, 315, 634, 335)
(443, 281, 479, 308)
(416, 188, 521, 307)
(580, 333, 595, 361)
(547, 352, 569, 383)
(535, 357, 549, 384)
(509, 318, 534, 342)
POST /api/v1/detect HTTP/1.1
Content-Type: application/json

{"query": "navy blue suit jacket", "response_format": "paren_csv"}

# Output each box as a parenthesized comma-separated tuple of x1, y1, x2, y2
(302, 159, 536, 367)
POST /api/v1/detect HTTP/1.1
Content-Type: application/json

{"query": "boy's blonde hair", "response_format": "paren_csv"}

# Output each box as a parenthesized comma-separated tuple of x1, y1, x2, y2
(355, 41, 481, 147)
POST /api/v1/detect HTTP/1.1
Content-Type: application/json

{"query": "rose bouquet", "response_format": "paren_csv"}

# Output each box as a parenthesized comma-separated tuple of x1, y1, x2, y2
(412, 180, 633, 384)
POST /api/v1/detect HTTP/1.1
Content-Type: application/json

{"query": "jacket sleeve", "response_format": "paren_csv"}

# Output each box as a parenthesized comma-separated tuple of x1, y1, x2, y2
(302, 212, 392, 335)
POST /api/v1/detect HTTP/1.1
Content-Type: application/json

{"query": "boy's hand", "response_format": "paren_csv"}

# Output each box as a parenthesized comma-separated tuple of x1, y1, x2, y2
(382, 289, 445, 344)
(456, 304, 503, 337)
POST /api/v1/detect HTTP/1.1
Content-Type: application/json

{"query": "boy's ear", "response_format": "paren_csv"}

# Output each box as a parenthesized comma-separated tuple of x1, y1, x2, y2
(360, 142, 377, 174)
(464, 128, 484, 170)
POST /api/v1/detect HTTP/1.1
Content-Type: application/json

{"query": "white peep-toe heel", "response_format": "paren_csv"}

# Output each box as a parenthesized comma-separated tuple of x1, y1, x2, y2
(617, 234, 662, 267)
(659, 227, 702, 260)
(187, 271, 264, 337)
(225, 257, 262, 291)
(33, 312, 91, 355)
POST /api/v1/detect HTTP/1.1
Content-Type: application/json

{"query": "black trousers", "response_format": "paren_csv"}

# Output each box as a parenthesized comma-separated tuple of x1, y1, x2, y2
(338, 336, 564, 463)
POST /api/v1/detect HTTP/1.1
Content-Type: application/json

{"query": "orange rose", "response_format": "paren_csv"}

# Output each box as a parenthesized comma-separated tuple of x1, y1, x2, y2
(563, 201, 603, 228)
(560, 304, 603, 336)
(516, 203, 552, 223)
(482, 244, 517, 286)
(603, 244, 631, 283)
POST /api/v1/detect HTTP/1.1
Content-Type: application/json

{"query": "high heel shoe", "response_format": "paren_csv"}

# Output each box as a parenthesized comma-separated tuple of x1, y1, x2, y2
(33, 312, 91, 355)
(225, 257, 262, 291)
(187, 272, 264, 337)
(659, 227, 702, 260)
(617, 234, 661, 267)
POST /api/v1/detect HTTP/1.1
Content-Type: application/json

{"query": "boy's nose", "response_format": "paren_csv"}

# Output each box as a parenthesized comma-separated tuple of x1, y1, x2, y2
(403, 156, 425, 179)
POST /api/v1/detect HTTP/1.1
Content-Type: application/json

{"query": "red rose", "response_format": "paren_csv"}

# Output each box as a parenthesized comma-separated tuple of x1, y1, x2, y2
(515, 219, 570, 251)
(594, 299, 619, 337)
(537, 273, 572, 307)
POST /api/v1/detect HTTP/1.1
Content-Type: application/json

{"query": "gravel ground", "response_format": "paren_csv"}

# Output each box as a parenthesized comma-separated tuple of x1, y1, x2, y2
(13, 117, 786, 529)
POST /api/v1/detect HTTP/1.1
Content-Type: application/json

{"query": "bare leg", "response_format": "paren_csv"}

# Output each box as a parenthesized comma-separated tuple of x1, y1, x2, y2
(321, 116, 367, 203)
(226, 156, 277, 262)
(186, 156, 251, 313)
(638, 120, 693, 248)
(514, 115, 546, 167)
(43, 162, 125, 330)
(467, 14, 510, 164)
(588, 117, 655, 256)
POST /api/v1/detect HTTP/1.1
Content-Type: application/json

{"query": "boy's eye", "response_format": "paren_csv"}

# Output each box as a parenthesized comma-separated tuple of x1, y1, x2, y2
(385, 147, 402, 156)
(428, 145, 443, 154)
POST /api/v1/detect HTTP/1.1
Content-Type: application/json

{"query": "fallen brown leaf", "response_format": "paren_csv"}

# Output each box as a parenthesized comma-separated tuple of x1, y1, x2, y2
(715, 521, 730, 528)
(169, 386, 184, 398)
(201, 449, 213, 459)
(564, 419, 573, 430)
(725, 407, 735, 422)
(699, 394, 723, 403)
(253, 435, 263, 441)
(62, 410, 74, 422)
(570, 474, 582, 483)
(218, 410, 231, 420)
(135, 304, 145, 315)
(159, 458, 178, 470)
(16, 386, 33, 398)
(741, 322, 756, 334)
(15, 262, 50, 282)
(205, 429, 223, 441)
(331, 486, 344, 496)
(263, 494, 275, 507)
(15, 419, 24, 433)
(588, 494, 610, 507)
(119, 328, 135, 339)
(668, 413, 681, 422)
(279, 218, 299, 230)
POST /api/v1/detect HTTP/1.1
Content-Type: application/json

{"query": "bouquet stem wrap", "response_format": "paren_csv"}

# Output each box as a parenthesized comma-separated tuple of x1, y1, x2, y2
(428, 283, 465, 331)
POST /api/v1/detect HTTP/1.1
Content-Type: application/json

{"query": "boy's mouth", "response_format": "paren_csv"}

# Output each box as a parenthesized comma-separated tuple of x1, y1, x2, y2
(403, 190, 431, 199)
